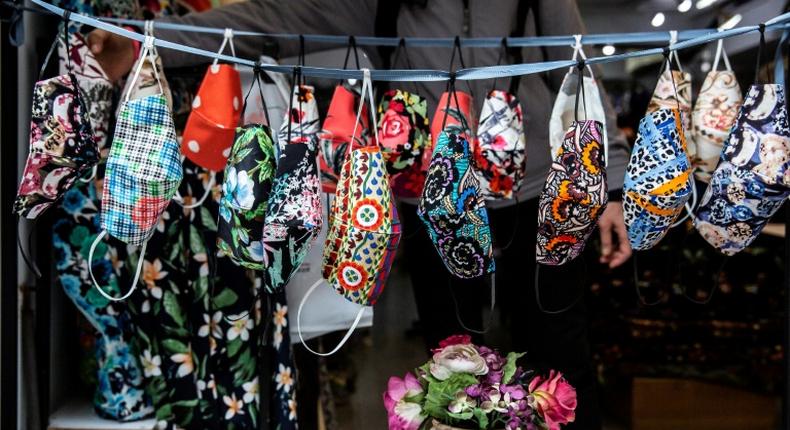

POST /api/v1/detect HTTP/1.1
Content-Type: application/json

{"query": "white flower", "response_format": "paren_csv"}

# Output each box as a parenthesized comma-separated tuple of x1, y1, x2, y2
(430, 344, 488, 381)
(227, 314, 254, 341)
(223, 393, 245, 419)
(276, 364, 294, 393)
(288, 397, 298, 421)
(197, 377, 217, 400)
(142, 259, 167, 299)
(198, 312, 223, 339)
(193, 252, 209, 277)
(272, 303, 288, 329)
(242, 377, 259, 404)
(170, 349, 194, 377)
(273, 329, 283, 350)
(140, 349, 161, 377)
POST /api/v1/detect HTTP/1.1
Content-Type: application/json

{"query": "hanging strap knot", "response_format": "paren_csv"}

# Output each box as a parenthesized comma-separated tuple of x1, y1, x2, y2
(253, 59, 262, 73)
(223, 27, 234, 40)
(501, 37, 508, 49)
(759, 23, 766, 34)
(576, 58, 585, 70)
(399, 37, 406, 48)
(573, 34, 583, 49)
(143, 35, 154, 49)
(62, 9, 71, 20)
(662, 46, 671, 59)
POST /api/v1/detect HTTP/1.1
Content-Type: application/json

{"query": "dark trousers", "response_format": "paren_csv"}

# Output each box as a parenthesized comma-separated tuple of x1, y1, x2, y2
(401, 199, 601, 430)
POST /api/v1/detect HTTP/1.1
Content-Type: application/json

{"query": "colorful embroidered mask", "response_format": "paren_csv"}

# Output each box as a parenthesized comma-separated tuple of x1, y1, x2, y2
(624, 108, 693, 250)
(536, 119, 607, 265)
(646, 55, 694, 161)
(14, 30, 99, 219)
(318, 83, 369, 193)
(88, 38, 182, 301)
(549, 57, 608, 162)
(59, 29, 114, 152)
(694, 84, 790, 255)
(691, 40, 743, 182)
(475, 89, 526, 200)
(262, 77, 323, 293)
(181, 32, 243, 171)
(377, 89, 431, 198)
(419, 85, 494, 278)
(321, 71, 401, 306)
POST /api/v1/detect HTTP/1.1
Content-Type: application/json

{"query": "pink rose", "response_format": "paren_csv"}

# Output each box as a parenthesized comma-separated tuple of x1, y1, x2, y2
(529, 370, 577, 430)
(383, 373, 426, 430)
(379, 109, 412, 151)
(432, 334, 473, 353)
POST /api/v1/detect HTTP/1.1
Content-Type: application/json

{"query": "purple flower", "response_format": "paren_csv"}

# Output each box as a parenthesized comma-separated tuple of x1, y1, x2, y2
(465, 384, 483, 398)
(500, 384, 527, 400)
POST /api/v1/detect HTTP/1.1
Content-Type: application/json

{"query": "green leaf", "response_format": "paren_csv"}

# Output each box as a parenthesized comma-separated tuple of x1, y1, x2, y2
(473, 408, 489, 429)
(503, 352, 526, 384)
(162, 339, 189, 354)
(227, 338, 243, 358)
(163, 291, 185, 327)
(423, 372, 478, 421)
(447, 411, 474, 420)
(200, 206, 217, 230)
(189, 226, 205, 254)
(212, 288, 239, 309)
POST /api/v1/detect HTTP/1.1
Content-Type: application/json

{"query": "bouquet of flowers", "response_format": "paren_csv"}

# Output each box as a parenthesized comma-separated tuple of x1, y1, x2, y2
(383, 335, 577, 430)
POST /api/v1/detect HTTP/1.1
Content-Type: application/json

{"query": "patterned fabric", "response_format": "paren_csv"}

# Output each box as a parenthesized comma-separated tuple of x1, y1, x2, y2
(14, 73, 99, 219)
(475, 89, 526, 200)
(59, 30, 115, 153)
(278, 84, 321, 149)
(549, 72, 607, 161)
(182, 64, 242, 171)
(119, 50, 174, 115)
(694, 84, 790, 255)
(323, 146, 401, 306)
(216, 125, 276, 270)
(376, 89, 431, 198)
(418, 131, 495, 278)
(103, 94, 182, 246)
(53, 183, 153, 420)
(262, 118, 322, 294)
(691, 70, 743, 182)
(623, 109, 693, 250)
(647, 69, 694, 161)
(536, 120, 607, 265)
(268, 290, 299, 428)
(318, 84, 368, 193)
(420, 91, 475, 196)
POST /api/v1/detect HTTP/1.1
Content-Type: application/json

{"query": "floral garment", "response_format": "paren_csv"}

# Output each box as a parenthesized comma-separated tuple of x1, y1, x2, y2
(475, 90, 526, 200)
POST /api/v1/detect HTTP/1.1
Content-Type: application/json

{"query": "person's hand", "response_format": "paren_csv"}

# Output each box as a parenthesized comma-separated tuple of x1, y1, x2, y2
(87, 29, 136, 82)
(598, 201, 632, 268)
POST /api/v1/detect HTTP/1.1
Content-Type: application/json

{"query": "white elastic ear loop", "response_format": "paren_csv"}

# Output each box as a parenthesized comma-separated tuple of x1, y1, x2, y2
(144, 21, 157, 56)
(124, 36, 163, 102)
(212, 28, 235, 66)
(174, 173, 216, 209)
(569, 35, 583, 73)
(350, 69, 378, 147)
(79, 165, 98, 183)
(668, 31, 684, 74)
(712, 36, 732, 72)
(88, 230, 147, 301)
(296, 279, 366, 356)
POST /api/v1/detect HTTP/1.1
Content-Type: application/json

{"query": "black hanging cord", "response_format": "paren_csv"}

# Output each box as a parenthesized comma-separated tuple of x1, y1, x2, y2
(241, 60, 272, 127)
(62, 9, 72, 71)
(755, 23, 767, 84)
(489, 37, 509, 94)
(680, 257, 728, 305)
(632, 255, 662, 306)
(449, 36, 475, 98)
(440, 72, 456, 131)
(573, 58, 588, 123)
(534, 261, 586, 314)
(16, 219, 41, 278)
(342, 35, 361, 71)
(391, 37, 419, 94)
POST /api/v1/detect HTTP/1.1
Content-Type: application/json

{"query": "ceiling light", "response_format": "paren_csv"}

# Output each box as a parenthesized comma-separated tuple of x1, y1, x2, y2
(696, 0, 718, 9)
(651, 12, 666, 27)
(678, 0, 692, 12)
(719, 14, 742, 30)
(602, 45, 616, 56)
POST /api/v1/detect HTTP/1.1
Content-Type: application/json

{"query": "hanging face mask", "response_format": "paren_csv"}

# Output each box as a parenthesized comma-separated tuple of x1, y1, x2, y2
(646, 36, 694, 162)
(377, 89, 431, 198)
(695, 30, 790, 255)
(118, 21, 173, 115)
(537, 63, 607, 265)
(549, 39, 608, 164)
(14, 25, 99, 219)
(217, 68, 277, 270)
(262, 69, 323, 294)
(318, 38, 369, 193)
(59, 27, 114, 153)
(475, 89, 526, 200)
(418, 78, 495, 278)
(88, 36, 183, 301)
(181, 29, 243, 172)
(691, 39, 743, 182)
(624, 51, 693, 251)
(298, 70, 401, 356)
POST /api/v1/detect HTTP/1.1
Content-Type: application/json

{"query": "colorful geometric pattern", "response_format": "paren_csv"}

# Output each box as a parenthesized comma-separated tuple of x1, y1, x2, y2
(695, 84, 790, 255)
(418, 131, 495, 278)
(475, 89, 526, 200)
(537, 120, 607, 265)
(102, 94, 182, 246)
(322, 146, 401, 306)
(624, 108, 692, 250)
